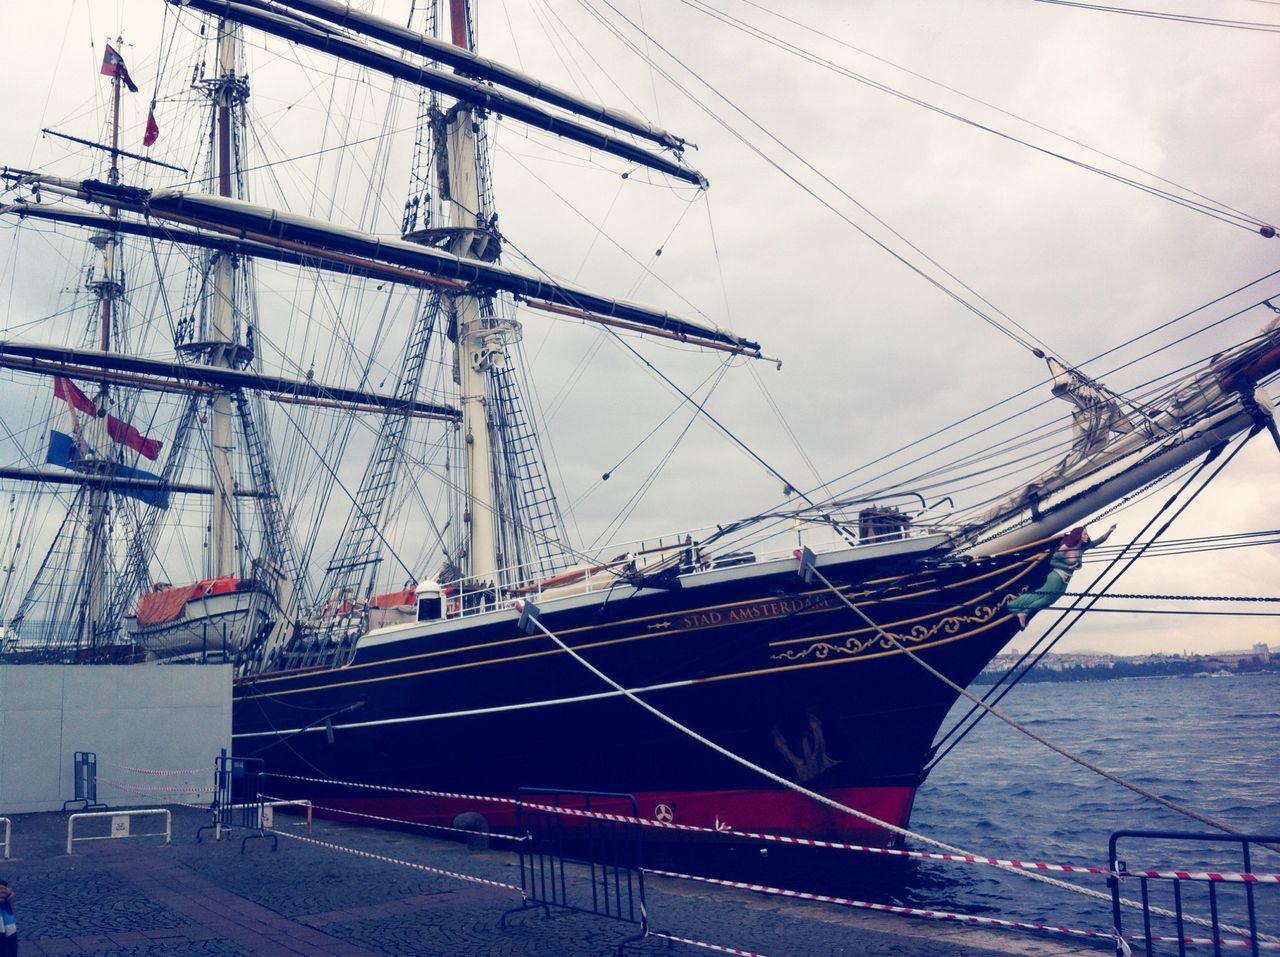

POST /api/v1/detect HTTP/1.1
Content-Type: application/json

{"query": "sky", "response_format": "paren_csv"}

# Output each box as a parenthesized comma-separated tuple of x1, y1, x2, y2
(0, 0, 1277, 655)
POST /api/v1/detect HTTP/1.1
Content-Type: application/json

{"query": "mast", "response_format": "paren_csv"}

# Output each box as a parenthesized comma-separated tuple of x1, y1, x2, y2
(178, 14, 309, 660)
(207, 22, 241, 579)
(445, 0, 501, 585)
(81, 36, 128, 651)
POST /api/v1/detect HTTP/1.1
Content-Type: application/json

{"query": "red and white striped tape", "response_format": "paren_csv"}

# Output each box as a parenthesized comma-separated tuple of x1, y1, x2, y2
(261, 795, 525, 843)
(113, 763, 215, 777)
(254, 774, 1280, 951)
(101, 779, 212, 795)
(268, 827, 521, 893)
(264, 771, 1110, 877)
(1122, 869, 1280, 884)
(263, 771, 1279, 885)
(642, 868, 1280, 950)
(262, 818, 771, 957)
(649, 930, 766, 956)
(265, 772, 519, 805)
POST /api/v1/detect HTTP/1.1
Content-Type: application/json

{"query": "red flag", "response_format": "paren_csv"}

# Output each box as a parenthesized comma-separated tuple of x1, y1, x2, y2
(143, 108, 159, 147)
(53, 376, 97, 414)
(106, 415, 163, 460)
(100, 44, 139, 94)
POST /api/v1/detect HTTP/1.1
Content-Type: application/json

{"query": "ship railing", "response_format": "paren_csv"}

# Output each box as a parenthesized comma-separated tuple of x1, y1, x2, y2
(334, 516, 958, 636)
(428, 520, 956, 624)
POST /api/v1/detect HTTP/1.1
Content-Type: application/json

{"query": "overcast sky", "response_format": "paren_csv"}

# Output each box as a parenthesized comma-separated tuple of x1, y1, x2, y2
(1, 0, 1277, 655)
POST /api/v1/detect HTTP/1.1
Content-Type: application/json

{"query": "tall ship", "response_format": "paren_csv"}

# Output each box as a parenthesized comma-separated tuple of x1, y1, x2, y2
(1, 1, 1276, 843)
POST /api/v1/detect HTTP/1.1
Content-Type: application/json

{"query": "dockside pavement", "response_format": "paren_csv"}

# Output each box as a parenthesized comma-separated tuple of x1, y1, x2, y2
(0, 806, 1103, 956)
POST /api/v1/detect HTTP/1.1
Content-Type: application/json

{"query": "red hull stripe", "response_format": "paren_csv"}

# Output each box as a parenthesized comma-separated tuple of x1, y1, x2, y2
(278, 785, 918, 844)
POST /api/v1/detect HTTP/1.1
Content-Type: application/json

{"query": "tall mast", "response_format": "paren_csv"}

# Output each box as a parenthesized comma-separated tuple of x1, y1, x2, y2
(446, 0, 502, 585)
(207, 22, 242, 578)
(81, 36, 128, 650)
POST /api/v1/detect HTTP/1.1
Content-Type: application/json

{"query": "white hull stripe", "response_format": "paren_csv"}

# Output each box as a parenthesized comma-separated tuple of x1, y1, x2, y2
(233, 678, 694, 738)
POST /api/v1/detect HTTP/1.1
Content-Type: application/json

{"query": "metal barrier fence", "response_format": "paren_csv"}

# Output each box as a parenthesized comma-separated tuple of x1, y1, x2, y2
(500, 788, 648, 956)
(259, 799, 313, 834)
(67, 809, 171, 855)
(1110, 830, 1279, 957)
(62, 751, 108, 813)
(0, 817, 9, 860)
(196, 750, 277, 853)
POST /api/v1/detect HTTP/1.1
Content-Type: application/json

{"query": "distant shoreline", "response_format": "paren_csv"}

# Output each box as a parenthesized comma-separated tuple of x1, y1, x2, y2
(976, 657, 1276, 684)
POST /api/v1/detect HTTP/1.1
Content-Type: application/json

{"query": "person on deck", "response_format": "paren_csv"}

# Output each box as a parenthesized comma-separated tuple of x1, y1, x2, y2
(1007, 524, 1116, 630)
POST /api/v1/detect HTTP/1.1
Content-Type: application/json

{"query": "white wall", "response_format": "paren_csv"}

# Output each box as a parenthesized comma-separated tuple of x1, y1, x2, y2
(0, 664, 231, 814)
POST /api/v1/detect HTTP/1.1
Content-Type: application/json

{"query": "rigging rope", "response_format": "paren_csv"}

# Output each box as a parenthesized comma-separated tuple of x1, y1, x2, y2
(721, 0, 1270, 230)
(928, 430, 1258, 768)
(1031, 0, 1280, 32)
(602, 328, 857, 544)
(580, 0, 1052, 358)
(676, 0, 1276, 234)
(712, 283, 1280, 556)
(1061, 588, 1280, 602)
(509, 599, 1257, 934)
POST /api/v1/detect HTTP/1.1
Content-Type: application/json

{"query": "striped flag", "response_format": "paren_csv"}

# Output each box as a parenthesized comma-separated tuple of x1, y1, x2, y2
(101, 44, 139, 93)
(53, 377, 163, 460)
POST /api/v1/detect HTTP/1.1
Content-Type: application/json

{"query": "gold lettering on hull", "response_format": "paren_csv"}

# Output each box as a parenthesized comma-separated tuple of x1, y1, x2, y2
(677, 593, 838, 631)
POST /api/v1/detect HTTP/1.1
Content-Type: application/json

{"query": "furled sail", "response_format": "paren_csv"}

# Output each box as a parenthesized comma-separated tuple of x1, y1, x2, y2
(0, 340, 460, 420)
(224, 0, 686, 149)
(8, 175, 764, 356)
(171, 0, 707, 187)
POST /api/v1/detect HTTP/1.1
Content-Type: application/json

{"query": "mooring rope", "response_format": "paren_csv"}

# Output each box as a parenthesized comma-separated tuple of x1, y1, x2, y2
(512, 604, 1129, 914)
(804, 562, 1249, 838)
(511, 598, 1273, 940)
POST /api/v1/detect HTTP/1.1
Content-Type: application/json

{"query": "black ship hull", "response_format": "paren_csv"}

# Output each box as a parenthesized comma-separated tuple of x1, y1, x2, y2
(233, 537, 1052, 843)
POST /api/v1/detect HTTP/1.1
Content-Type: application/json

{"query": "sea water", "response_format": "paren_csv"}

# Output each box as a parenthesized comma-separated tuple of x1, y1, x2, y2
(721, 674, 1280, 942)
(899, 674, 1279, 937)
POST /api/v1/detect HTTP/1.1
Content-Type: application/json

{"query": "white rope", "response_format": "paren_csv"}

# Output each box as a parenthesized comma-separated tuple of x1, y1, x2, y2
(511, 599, 1267, 940)
(805, 559, 1246, 836)
(787, 564, 1273, 940)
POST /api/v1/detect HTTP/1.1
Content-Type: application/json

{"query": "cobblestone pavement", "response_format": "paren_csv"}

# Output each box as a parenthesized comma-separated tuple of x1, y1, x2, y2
(0, 807, 1102, 956)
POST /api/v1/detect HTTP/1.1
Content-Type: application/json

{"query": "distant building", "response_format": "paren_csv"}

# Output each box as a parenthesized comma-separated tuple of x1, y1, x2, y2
(1211, 645, 1272, 666)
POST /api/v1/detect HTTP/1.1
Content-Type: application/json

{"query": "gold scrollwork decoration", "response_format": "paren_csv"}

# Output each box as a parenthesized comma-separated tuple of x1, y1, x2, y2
(770, 601, 1011, 663)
